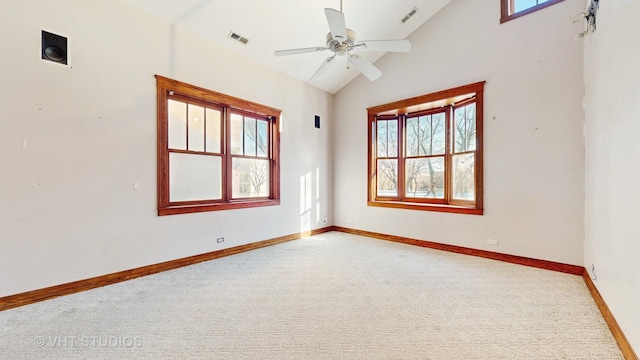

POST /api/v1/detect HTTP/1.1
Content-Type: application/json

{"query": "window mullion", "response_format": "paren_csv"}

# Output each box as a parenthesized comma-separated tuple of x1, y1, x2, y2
(445, 106, 452, 203)
(224, 108, 232, 202)
(370, 117, 377, 201)
(269, 116, 275, 198)
(162, 92, 170, 208)
(241, 116, 246, 156)
(203, 106, 207, 153)
(398, 115, 405, 200)
(185, 103, 190, 151)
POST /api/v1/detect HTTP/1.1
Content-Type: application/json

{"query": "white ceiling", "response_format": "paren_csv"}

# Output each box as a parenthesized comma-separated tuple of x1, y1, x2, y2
(123, 0, 453, 94)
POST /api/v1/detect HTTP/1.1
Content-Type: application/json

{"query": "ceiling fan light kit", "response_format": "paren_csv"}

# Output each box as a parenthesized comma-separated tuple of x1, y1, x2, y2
(274, 3, 411, 82)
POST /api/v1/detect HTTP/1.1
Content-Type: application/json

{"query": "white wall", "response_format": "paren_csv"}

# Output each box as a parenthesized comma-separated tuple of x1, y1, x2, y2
(0, 0, 333, 297)
(333, 0, 586, 265)
(584, 0, 640, 352)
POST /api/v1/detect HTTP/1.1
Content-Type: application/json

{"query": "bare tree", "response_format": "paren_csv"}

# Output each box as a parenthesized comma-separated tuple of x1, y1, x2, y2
(248, 160, 268, 196)
(378, 160, 397, 191)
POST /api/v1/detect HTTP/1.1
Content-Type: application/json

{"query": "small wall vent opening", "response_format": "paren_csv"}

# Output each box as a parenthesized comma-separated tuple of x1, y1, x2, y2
(401, 7, 418, 24)
(228, 31, 249, 45)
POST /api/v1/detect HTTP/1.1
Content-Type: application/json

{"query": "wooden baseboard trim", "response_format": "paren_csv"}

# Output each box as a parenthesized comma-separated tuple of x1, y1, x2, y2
(0, 227, 333, 312)
(582, 270, 639, 360)
(333, 226, 584, 275)
(2, 226, 636, 358)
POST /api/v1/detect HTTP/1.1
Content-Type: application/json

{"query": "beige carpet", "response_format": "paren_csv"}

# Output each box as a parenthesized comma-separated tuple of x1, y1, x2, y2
(0, 232, 623, 359)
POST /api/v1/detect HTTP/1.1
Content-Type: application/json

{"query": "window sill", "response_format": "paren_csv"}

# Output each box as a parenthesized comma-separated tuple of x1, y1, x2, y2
(159, 199, 280, 216)
(368, 200, 483, 215)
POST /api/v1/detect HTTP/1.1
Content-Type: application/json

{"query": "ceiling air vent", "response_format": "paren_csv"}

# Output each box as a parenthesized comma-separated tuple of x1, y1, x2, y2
(228, 31, 249, 45)
(401, 7, 418, 24)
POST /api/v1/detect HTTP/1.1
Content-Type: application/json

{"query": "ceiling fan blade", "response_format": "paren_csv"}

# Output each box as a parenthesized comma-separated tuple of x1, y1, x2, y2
(274, 46, 327, 57)
(358, 40, 411, 53)
(311, 55, 337, 81)
(349, 54, 382, 81)
(325, 8, 347, 41)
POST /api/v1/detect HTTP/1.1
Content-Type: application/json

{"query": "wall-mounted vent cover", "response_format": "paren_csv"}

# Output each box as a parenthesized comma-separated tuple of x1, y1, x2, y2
(228, 31, 249, 45)
(401, 7, 418, 24)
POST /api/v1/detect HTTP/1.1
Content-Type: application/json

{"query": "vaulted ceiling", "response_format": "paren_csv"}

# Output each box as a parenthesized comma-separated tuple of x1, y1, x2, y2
(123, 0, 453, 94)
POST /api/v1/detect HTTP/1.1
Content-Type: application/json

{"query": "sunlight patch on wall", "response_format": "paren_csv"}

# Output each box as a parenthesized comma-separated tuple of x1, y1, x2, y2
(300, 172, 312, 233)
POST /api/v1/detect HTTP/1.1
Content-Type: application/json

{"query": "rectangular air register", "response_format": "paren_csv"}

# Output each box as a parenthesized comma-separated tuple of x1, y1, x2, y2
(228, 32, 249, 45)
(401, 7, 418, 23)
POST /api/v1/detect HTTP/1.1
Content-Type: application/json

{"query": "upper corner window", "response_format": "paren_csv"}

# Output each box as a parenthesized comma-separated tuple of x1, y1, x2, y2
(500, 0, 564, 23)
(367, 82, 485, 215)
(156, 75, 281, 216)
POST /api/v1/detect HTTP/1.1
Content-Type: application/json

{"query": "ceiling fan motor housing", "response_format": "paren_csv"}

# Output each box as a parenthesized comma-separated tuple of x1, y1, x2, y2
(326, 29, 356, 55)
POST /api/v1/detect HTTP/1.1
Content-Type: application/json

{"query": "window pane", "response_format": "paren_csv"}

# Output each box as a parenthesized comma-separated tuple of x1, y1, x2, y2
(515, 0, 541, 12)
(168, 100, 186, 150)
(377, 120, 388, 157)
(388, 120, 398, 157)
(188, 104, 205, 152)
(466, 104, 477, 151)
(417, 115, 431, 156)
(230, 113, 243, 155)
(408, 114, 445, 157)
(169, 152, 221, 202)
(257, 120, 268, 157)
(453, 153, 475, 201)
(454, 103, 476, 153)
(405, 157, 445, 199)
(232, 158, 270, 198)
(205, 108, 221, 153)
(377, 159, 398, 197)
(431, 113, 446, 155)
(244, 117, 257, 156)
(405, 117, 419, 157)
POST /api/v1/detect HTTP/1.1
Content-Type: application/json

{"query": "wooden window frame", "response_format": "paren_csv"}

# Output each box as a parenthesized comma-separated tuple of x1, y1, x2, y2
(500, 0, 564, 24)
(156, 75, 281, 216)
(367, 81, 485, 215)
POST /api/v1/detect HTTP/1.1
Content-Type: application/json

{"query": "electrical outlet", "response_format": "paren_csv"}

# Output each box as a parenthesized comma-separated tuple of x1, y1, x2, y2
(217, 237, 224, 243)
(487, 239, 499, 246)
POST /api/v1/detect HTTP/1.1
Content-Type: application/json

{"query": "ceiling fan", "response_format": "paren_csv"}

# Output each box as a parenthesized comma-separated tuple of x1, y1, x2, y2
(274, 1, 411, 81)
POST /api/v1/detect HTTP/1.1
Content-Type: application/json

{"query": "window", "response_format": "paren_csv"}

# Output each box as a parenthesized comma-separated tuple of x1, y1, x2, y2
(367, 82, 484, 215)
(500, 0, 564, 23)
(156, 75, 280, 216)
